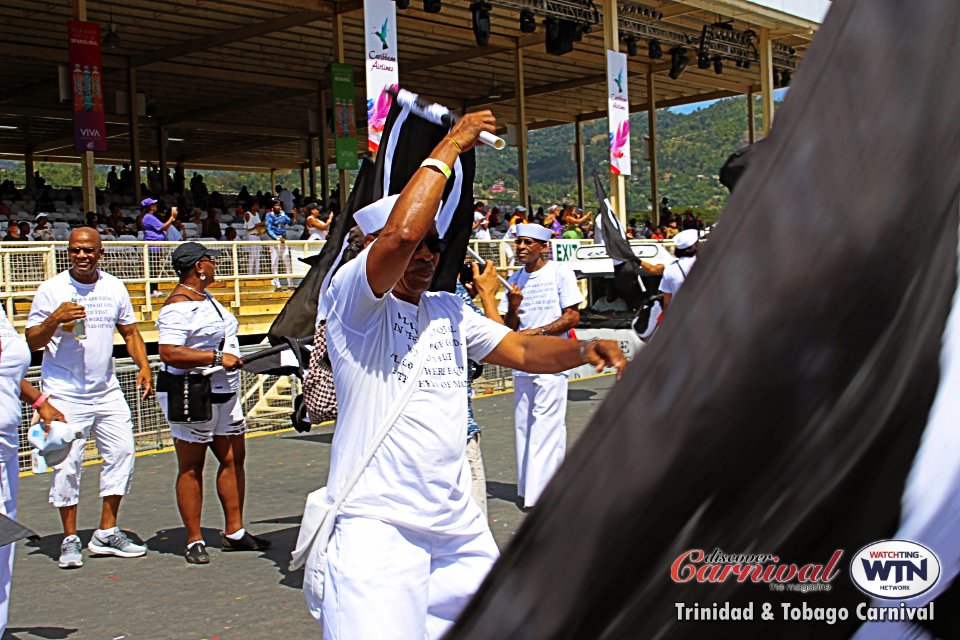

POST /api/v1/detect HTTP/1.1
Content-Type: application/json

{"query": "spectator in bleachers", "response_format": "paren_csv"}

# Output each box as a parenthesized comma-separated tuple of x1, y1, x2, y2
(106, 206, 126, 234)
(166, 217, 185, 242)
(106, 166, 118, 193)
(201, 208, 223, 241)
(224, 227, 238, 241)
(118, 163, 132, 195)
(147, 164, 162, 196)
(18, 221, 32, 241)
(276, 185, 294, 213)
(142, 199, 178, 297)
(304, 203, 332, 241)
(238, 186, 252, 209)
(36, 190, 54, 214)
(32, 213, 56, 242)
(3, 220, 21, 241)
(264, 199, 295, 291)
(244, 201, 264, 276)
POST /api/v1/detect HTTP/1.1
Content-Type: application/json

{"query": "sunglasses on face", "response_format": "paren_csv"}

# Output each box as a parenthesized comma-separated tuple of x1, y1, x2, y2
(514, 238, 544, 247)
(68, 247, 98, 255)
(419, 235, 446, 254)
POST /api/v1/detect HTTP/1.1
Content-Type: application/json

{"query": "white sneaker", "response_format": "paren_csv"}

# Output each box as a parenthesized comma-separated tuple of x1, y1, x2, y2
(88, 530, 147, 558)
(59, 534, 83, 569)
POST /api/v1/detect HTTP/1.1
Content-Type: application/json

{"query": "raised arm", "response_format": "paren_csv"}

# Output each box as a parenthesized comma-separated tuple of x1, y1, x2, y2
(366, 111, 496, 296)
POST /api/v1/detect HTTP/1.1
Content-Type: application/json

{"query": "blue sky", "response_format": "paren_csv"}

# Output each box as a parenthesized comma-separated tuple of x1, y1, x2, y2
(668, 88, 789, 114)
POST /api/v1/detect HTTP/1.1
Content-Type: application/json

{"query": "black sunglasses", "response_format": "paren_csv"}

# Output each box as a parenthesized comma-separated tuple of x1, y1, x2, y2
(68, 247, 99, 255)
(419, 235, 446, 254)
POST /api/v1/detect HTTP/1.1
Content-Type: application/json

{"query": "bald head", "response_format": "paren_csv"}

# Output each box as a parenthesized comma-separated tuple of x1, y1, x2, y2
(69, 227, 102, 248)
(67, 227, 104, 282)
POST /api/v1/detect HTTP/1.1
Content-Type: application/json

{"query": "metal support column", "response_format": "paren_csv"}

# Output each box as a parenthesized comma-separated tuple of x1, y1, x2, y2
(747, 89, 756, 144)
(75, 0, 96, 213)
(25, 146, 35, 191)
(759, 27, 775, 136)
(333, 12, 348, 213)
(318, 83, 330, 203)
(602, 0, 626, 223)
(646, 64, 659, 227)
(127, 65, 141, 203)
(514, 46, 529, 209)
(574, 117, 585, 209)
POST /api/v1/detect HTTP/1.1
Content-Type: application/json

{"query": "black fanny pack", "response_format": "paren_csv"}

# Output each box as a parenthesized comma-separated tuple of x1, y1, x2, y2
(157, 370, 212, 423)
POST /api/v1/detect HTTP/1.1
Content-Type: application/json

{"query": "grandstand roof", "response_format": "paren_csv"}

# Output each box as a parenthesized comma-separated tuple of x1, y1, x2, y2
(0, 0, 821, 171)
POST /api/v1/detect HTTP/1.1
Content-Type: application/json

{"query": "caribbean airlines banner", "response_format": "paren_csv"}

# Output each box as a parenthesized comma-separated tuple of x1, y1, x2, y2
(331, 63, 359, 170)
(364, 0, 398, 154)
(606, 50, 630, 175)
(67, 20, 107, 152)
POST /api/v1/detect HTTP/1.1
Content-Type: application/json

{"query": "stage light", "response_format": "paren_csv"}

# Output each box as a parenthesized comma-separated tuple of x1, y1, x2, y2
(697, 48, 710, 69)
(545, 17, 576, 56)
(423, 0, 441, 13)
(668, 47, 689, 79)
(648, 39, 662, 59)
(625, 36, 638, 57)
(471, 2, 492, 46)
(713, 55, 723, 75)
(781, 69, 791, 86)
(395, 0, 410, 8)
(519, 9, 536, 33)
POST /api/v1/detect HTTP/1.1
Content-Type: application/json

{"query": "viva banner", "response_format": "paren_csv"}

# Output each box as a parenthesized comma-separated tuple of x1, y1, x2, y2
(331, 63, 359, 170)
(68, 20, 107, 152)
(606, 50, 630, 175)
(364, 0, 398, 154)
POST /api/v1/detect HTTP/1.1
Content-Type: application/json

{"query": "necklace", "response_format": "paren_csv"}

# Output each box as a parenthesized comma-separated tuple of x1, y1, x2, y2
(177, 283, 205, 297)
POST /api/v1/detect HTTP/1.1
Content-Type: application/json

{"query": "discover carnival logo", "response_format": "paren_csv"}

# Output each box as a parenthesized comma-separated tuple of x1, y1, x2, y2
(671, 548, 843, 592)
(849, 540, 941, 600)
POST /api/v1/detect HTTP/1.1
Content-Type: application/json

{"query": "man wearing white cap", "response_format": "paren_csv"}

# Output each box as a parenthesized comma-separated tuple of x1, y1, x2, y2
(498, 223, 584, 510)
(659, 228, 699, 312)
(310, 112, 625, 639)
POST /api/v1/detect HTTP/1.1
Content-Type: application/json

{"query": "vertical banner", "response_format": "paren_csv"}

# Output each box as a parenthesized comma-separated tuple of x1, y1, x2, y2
(364, 0, 398, 154)
(606, 50, 630, 175)
(330, 63, 359, 170)
(68, 20, 107, 152)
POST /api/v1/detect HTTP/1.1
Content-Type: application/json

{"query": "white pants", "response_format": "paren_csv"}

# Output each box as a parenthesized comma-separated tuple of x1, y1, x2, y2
(513, 374, 568, 508)
(466, 434, 487, 516)
(247, 236, 261, 275)
(321, 516, 499, 640)
(270, 243, 293, 287)
(48, 395, 135, 508)
(0, 448, 19, 636)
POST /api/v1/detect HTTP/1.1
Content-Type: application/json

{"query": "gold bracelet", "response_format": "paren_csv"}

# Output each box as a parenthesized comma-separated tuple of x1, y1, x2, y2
(445, 136, 463, 152)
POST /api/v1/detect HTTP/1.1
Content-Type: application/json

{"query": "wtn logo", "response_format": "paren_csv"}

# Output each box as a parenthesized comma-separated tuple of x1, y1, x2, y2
(850, 540, 941, 600)
(862, 558, 927, 582)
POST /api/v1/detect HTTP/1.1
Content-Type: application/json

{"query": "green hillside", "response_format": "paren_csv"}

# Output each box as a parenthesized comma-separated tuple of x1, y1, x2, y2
(477, 93, 768, 220)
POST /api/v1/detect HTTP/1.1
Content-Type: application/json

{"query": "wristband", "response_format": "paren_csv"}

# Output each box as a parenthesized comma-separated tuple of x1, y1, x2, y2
(445, 136, 463, 153)
(579, 337, 600, 362)
(420, 158, 452, 180)
(212, 350, 223, 367)
(31, 392, 50, 410)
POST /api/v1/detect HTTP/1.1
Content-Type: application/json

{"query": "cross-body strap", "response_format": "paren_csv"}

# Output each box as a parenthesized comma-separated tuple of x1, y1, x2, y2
(326, 303, 431, 515)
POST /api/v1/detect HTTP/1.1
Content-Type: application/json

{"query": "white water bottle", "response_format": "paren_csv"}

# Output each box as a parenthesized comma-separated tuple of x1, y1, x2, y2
(71, 293, 86, 340)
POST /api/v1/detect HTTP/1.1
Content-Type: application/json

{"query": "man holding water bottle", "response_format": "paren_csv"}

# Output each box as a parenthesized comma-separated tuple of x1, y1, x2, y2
(26, 228, 152, 569)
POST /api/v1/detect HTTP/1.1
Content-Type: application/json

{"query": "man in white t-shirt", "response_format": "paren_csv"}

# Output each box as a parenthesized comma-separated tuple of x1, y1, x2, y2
(659, 228, 699, 313)
(26, 228, 152, 569)
(472, 205, 491, 241)
(499, 223, 584, 509)
(310, 112, 625, 639)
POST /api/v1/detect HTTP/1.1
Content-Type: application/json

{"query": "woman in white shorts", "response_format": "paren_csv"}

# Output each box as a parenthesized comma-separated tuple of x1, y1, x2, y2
(156, 242, 270, 564)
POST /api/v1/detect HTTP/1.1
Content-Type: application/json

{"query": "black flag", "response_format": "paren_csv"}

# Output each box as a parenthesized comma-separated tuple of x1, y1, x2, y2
(266, 90, 476, 347)
(448, 0, 960, 638)
(593, 173, 645, 308)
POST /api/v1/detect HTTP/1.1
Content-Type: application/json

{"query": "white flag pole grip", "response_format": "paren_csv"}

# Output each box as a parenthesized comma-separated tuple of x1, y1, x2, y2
(388, 86, 506, 151)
